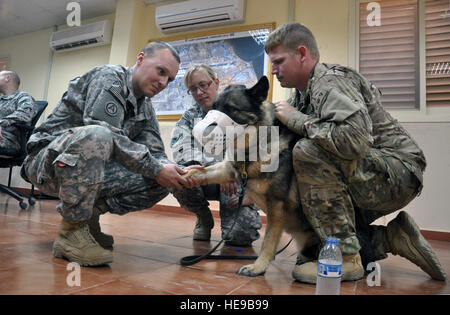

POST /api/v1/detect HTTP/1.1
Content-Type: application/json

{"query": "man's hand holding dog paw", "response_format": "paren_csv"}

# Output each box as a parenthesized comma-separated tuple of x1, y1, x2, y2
(156, 164, 205, 190)
(182, 165, 207, 186)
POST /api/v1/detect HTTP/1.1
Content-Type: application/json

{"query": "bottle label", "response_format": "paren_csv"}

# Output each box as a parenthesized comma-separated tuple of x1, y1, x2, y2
(318, 262, 342, 278)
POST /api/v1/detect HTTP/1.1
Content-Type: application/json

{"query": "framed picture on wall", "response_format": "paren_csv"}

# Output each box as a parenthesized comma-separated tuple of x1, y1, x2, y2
(0, 56, 10, 71)
(149, 22, 276, 120)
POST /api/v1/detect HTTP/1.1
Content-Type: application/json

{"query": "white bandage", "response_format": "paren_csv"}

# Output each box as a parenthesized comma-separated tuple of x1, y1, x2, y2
(192, 110, 247, 155)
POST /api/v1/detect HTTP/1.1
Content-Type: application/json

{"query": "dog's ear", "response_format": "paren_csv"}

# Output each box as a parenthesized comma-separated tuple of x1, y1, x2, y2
(247, 76, 269, 104)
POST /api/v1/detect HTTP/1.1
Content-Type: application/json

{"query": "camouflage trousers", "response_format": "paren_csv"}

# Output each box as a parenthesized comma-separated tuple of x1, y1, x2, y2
(173, 184, 262, 243)
(22, 125, 177, 221)
(293, 138, 422, 255)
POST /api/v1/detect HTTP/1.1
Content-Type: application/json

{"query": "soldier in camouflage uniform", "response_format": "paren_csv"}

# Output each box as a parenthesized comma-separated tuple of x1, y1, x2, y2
(22, 42, 203, 267)
(264, 23, 446, 283)
(171, 64, 261, 246)
(0, 71, 36, 153)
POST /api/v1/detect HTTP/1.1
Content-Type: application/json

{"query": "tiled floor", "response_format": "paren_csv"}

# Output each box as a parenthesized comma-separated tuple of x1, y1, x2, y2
(0, 194, 449, 295)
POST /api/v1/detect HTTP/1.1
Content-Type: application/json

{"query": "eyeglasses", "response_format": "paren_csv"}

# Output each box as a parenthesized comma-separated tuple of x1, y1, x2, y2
(187, 81, 213, 95)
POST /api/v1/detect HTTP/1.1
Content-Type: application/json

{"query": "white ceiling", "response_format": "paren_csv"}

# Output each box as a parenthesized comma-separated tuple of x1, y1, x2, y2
(0, 0, 180, 40)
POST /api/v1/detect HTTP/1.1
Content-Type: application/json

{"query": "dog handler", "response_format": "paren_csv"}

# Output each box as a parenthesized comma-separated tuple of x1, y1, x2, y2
(22, 42, 203, 266)
(171, 64, 262, 246)
(265, 22, 446, 283)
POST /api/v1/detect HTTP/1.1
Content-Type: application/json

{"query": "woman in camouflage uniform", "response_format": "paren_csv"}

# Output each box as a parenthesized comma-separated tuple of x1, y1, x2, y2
(171, 64, 262, 246)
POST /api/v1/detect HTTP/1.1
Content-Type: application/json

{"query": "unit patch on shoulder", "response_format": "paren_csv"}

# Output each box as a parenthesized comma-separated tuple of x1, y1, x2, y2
(105, 102, 119, 116)
(91, 88, 125, 128)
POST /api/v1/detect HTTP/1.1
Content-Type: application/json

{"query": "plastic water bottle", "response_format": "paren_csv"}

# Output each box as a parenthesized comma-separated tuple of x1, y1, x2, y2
(315, 237, 342, 295)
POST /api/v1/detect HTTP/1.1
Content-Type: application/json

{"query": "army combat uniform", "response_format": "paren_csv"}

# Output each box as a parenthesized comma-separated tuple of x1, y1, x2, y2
(23, 65, 178, 222)
(171, 103, 261, 245)
(0, 90, 36, 152)
(287, 63, 426, 259)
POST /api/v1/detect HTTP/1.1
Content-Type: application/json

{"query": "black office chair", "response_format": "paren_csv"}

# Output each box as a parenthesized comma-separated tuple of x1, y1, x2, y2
(0, 101, 48, 209)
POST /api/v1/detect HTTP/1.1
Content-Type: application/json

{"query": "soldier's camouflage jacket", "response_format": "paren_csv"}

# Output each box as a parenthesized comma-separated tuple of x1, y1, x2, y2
(0, 90, 36, 151)
(286, 62, 426, 188)
(27, 65, 171, 178)
(170, 102, 222, 166)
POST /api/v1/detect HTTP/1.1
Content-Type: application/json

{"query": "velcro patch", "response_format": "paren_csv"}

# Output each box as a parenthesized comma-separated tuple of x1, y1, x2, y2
(91, 88, 125, 128)
(105, 102, 119, 116)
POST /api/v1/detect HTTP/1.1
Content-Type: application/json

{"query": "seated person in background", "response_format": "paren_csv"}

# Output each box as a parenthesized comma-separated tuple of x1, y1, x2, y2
(22, 42, 203, 267)
(171, 64, 262, 246)
(0, 70, 36, 154)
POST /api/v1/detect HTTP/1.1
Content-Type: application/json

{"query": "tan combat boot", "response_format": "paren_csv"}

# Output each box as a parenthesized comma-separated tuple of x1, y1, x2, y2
(292, 253, 364, 284)
(193, 210, 214, 241)
(341, 253, 365, 281)
(88, 200, 114, 248)
(52, 220, 113, 266)
(385, 211, 446, 281)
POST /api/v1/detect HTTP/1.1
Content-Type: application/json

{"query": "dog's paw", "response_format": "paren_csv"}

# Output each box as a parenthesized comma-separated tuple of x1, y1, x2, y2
(236, 264, 266, 277)
(183, 168, 204, 179)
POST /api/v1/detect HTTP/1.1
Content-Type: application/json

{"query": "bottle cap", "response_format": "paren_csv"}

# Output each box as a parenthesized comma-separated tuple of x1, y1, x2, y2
(326, 237, 338, 244)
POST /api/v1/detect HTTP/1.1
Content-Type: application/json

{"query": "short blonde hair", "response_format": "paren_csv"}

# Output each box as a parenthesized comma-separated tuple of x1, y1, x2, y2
(184, 64, 217, 88)
(142, 41, 180, 63)
(264, 22, 320, 61)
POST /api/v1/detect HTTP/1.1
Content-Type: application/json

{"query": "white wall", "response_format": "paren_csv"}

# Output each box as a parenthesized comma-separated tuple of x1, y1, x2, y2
(0, 28, 53, 101)
(399, 123, 450, 232)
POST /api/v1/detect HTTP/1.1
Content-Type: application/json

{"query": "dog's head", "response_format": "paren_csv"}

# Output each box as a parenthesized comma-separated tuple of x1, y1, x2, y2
(192, 76, 270, 156)
(211, 75, 270, 125)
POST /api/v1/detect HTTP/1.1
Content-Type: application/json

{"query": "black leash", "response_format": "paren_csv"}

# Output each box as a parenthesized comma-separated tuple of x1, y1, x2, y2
(180, 171, 293, 266)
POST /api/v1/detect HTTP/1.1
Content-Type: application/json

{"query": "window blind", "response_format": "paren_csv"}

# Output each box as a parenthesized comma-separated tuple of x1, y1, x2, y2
(426, 0, 450, 107)
(359, 0, 419, 109)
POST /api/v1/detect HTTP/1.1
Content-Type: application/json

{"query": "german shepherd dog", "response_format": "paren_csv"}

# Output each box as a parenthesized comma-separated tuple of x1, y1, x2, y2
(184, 76, 317, 277)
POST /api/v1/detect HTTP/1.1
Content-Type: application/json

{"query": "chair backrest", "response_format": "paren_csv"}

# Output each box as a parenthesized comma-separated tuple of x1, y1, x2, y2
(14, 101, 47, 156)
(22, 101, 48, 150)
(31, 101, 48, 128)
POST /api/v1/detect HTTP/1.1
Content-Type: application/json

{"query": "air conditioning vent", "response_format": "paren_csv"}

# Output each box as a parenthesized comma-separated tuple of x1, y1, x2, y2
(156, 0, 245, 33)
(50, 20, 113, 53)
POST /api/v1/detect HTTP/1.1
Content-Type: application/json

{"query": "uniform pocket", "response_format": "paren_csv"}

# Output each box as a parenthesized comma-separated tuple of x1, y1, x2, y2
(53, 152, 103, 185)
(53, 152, 80, 167)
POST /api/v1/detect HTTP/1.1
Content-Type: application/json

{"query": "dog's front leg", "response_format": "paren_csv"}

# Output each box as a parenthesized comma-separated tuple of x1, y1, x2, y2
(237, 201, 285, 277)
(183, 161, 237, 184)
